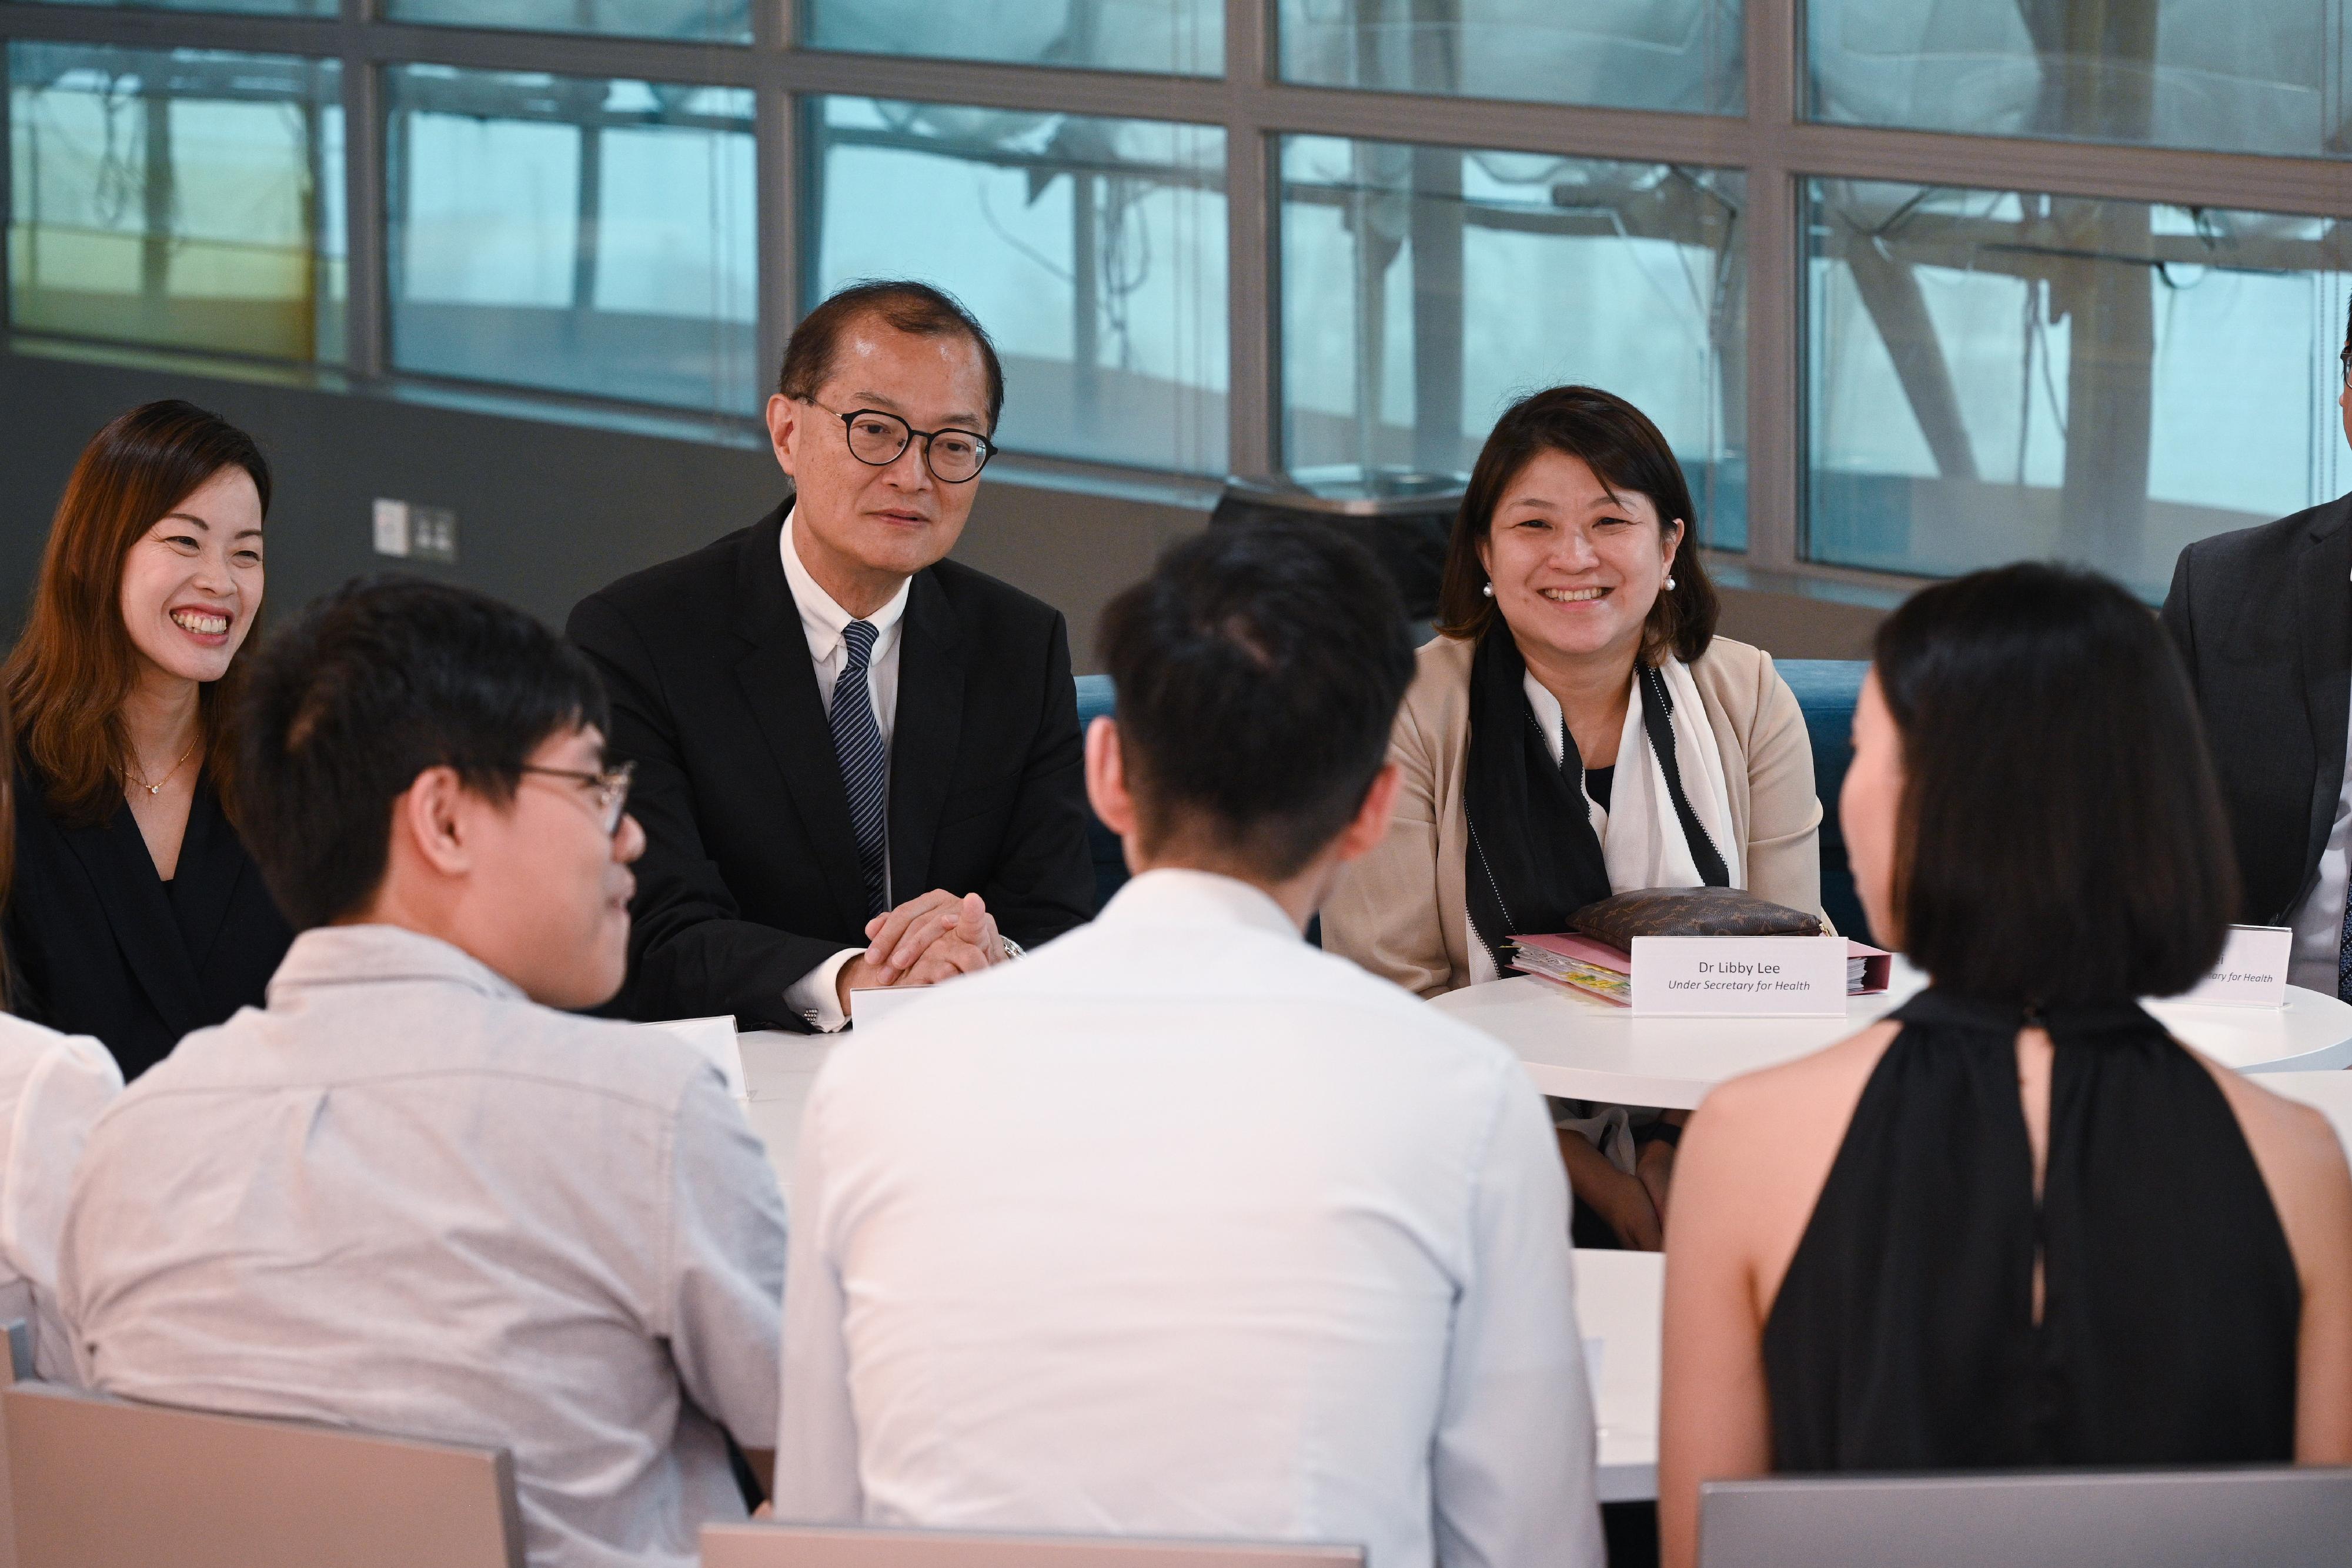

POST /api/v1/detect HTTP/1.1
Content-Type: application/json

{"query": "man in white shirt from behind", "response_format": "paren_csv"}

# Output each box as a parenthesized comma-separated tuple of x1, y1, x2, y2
(60, 580, 789, 1568)
(0, 1017, 116, 1383)
(775, 523, 1604, 1568)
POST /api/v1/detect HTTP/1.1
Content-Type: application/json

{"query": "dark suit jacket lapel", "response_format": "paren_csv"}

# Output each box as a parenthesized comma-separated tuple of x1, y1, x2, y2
(731, 507, 870, 935)
(173, 776, 249, 973)
(62, 798, 205, 1035)
(888, 570, 965, 901)
(2296, 497, 2352, 885)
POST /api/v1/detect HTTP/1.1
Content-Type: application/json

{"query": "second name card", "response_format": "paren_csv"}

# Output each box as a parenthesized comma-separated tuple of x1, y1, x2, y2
(1629, 935, 1849, 1017)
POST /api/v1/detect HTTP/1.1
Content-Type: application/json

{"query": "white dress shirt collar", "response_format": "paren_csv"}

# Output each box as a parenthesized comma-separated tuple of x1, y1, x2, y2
(268, 923, 526, 1007)
(780, 506, 911, 664)
(1091, 867, 1300, 942)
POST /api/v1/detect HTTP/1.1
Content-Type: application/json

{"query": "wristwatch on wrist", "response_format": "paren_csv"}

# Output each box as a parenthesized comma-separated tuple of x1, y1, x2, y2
(999, 934, 1025, 962)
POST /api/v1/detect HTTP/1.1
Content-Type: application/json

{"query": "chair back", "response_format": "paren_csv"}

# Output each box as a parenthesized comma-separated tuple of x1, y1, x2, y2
(1698, 1466, 2352, 1568)
(5, 1382, 524, 1568)
(1776, 658, 1870, 944)
(703, 1524, 1364, 1568)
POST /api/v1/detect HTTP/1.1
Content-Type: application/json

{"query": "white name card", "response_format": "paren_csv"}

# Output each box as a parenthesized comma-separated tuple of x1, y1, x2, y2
(2178, 924, 2294, 1009)
(1629, 935, 1849, 1017)
(644, 1014, 748, 1101)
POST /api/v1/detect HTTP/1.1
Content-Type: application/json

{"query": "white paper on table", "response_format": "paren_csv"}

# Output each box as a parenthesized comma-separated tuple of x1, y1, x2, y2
(2177, 924, 2294, 1009)
(644, 1015, 748, 1102)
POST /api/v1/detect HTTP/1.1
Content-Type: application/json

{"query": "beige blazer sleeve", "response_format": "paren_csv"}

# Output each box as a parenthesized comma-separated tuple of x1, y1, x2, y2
(1324, 636, 1829, 997)
(1323, 637, 1479, 999)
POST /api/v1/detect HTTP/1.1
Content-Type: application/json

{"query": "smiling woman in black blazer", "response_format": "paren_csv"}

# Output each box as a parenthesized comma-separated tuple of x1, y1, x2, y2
(2, 402, 291, 1081)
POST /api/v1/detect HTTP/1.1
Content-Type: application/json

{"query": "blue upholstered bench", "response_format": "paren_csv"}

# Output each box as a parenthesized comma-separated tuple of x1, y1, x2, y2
(1073, 660, 1873, 946)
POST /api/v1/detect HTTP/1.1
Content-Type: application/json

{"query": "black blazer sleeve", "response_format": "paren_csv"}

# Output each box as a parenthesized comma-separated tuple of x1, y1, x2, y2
(976, 609, 1093, 950)
(2160, 540, 2198, 683)
(567, 592, 844, 1024)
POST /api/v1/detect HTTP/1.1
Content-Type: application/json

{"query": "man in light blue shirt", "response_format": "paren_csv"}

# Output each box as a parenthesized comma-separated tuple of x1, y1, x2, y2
(62, 580, 788, 1568)
(776, 524, 1603, 1568)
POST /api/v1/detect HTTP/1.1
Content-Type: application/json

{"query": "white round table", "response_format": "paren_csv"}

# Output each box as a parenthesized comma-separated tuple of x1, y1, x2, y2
(1431, 962, 2352, 1109)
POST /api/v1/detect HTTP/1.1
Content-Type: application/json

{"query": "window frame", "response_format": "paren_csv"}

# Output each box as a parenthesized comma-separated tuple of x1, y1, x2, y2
(2, 0, 2348, 600)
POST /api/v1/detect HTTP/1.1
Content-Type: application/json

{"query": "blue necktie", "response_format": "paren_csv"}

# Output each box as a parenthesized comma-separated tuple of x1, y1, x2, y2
(830, 620, 888, 920)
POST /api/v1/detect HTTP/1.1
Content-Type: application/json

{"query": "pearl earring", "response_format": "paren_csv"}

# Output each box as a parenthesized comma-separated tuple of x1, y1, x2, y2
(1481, 583, 1495, 598)
(1665, 574, 1678, 590)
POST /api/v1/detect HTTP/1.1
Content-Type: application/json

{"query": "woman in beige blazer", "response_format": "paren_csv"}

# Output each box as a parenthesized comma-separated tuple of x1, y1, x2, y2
(1324, 386, 1822, 1247)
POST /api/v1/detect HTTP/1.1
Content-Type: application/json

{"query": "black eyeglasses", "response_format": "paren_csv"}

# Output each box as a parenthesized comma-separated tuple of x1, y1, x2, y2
(813, 402, 995, 484)
(2341, 343, 2351, 387)
(518, 760, 634, 836)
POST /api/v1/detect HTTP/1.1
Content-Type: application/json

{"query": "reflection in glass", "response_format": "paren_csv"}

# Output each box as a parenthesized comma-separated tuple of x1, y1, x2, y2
(1806, 180, 2352, 594)
(1280, 137, 1748, 549)
(8, 42, 344, 362)
(1808, 0, 2352, 159)
(386, 69, 757, 415)
(805, 0, 1221, 75)
(1279, 0, 1742, 116)
(808, 99, 1228, 475)
(386, 0, 749, 44)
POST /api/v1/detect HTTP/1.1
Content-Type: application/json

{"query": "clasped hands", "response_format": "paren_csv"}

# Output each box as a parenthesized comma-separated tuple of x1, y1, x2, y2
(833, 887, 1004, 1012)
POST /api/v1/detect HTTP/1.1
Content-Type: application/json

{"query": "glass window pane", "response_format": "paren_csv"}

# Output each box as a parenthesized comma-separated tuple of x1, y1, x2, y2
(1279, 137, 1748, 550)
(805, 2, 1221, 75)
(9, 42, 344, 363)
(1279, 0, 1742, 116)
(808, 98, 1228, 475)
(386, 69, 757, 416)
(385, 0, 748, 44)
(1809, 0, 2352, 158)
(1805, 180, 2351, 594)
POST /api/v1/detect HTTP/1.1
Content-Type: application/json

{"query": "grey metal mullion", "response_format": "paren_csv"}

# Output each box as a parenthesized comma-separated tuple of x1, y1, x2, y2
(1742, 0, 1800, 573)
(0, 2, 334, 56)
(1222, 0, 1275, 479)
(338, 0, 385, 380)
(752, 56, 793, 408)
(1785, 122, 2352, 221)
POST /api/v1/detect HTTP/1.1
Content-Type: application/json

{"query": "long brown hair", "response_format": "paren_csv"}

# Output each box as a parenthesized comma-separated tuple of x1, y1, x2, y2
(1436, 385, 1719, 665)
(4, 401, 273, 827)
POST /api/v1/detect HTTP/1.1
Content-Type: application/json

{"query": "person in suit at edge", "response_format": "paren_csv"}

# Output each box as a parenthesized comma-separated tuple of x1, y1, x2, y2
(569, 280, 1094, 1031)
(2, 400, 292, 1081)
(2161, 292, 2352, 1001)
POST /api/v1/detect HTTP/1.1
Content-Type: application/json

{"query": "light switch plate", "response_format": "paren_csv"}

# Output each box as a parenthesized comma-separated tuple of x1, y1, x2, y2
(371, 497, 410, 557)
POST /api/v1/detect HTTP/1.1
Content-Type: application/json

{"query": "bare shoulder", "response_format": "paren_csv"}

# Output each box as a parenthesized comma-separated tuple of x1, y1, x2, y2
(2197, 1058, 2350, 1181)
(2189, 1053, 2352, 1279)
(1692, 1019, 1900, 1149)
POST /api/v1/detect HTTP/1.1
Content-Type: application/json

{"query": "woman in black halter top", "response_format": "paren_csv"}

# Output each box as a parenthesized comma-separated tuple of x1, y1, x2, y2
(1656, 565, 2352, 1568)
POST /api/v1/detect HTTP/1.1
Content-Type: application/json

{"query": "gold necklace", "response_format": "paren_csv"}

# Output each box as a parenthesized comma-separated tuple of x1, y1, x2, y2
(126, 737, 200, 797)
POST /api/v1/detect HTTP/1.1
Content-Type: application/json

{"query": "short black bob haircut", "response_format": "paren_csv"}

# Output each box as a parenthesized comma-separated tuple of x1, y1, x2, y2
(1872, 561, 2237, 1006)
(238, 577, 612, 931)
(1436, 385, 1719, 666)
(1099, 521, 1416, 882)
(777, 279, 1005, 435)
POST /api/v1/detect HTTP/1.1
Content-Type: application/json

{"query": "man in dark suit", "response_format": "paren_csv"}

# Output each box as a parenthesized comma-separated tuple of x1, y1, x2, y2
(569, 281, 1094, 1030)
(2160, 294, 2352, 998)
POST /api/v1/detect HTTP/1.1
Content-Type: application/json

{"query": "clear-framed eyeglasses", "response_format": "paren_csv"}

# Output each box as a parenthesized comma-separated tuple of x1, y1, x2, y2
(518, 760, 635, 836)
(816, 402, 995, 484)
